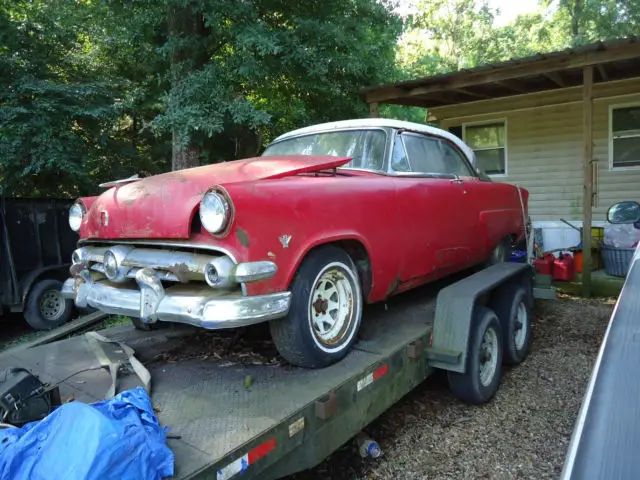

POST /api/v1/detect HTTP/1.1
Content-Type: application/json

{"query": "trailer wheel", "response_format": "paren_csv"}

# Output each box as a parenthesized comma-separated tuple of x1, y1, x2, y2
(270, 245, 363, 369)
(493, 285, 532, 365)
(448, 307, 503, 405)
(24, 279, 74, 331)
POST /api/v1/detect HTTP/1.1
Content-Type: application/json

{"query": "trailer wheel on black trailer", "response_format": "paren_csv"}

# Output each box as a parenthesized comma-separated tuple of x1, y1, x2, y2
(24, 278, 74, 330)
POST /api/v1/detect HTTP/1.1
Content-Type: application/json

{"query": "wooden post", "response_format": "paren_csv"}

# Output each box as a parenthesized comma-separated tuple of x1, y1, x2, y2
(369, 102, 379, 118)
(582, 66, 594, 297)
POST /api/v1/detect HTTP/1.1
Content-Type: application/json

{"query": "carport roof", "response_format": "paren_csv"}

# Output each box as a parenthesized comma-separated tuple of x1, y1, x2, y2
(362, 36, 640, 108)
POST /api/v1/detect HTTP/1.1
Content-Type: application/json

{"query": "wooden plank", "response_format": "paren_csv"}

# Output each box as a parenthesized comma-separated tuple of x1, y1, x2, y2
(582, 66, 594, 297)
(364, 43, 640, 103)
(0, 311, 108, 359)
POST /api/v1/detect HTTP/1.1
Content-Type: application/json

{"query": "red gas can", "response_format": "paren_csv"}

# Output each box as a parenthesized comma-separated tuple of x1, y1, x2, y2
(535, 253, 555, 275)
(553, 253, 575, 281)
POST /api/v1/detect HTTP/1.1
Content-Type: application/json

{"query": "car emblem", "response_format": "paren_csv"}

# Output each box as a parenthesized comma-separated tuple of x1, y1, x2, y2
(279, 235, 292, 248)
(100, 210, 109, 227)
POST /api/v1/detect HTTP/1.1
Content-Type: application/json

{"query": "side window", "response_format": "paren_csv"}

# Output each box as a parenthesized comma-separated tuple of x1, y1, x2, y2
(439, 141, 475, 177)
(401, 134, 448, 174)
(391, 136, 411, 172)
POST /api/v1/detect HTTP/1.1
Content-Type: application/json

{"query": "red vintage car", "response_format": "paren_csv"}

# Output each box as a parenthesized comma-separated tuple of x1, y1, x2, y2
(62, 119, 529, 368)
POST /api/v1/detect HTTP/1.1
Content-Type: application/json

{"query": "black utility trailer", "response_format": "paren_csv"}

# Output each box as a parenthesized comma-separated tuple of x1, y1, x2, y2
(0, 262, 536, 479)
(0, 197, 78, 329)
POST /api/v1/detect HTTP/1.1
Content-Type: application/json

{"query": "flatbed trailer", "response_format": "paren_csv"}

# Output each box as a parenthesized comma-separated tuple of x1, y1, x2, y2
(0, 262, 535, 479)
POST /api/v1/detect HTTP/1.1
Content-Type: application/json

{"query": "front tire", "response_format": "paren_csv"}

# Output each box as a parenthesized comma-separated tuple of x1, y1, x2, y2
(447, 307, 503, 405)
(24, 279, 74, 331)
(270, 245, 363, 368)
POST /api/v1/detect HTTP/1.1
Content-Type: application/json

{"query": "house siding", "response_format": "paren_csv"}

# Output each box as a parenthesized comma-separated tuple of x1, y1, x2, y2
(431, 78, 640, 222)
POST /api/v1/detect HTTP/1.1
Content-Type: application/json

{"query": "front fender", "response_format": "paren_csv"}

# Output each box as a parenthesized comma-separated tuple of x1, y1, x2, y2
(221, 176, 401, 300)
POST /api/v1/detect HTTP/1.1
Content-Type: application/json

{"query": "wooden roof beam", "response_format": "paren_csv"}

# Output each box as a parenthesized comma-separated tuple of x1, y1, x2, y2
(453, 88, 492, 99)
(544, 71, 566, 87)
(495, 80, 528, 93)
(364, 42, 640, 103)
(597, 64, 609, 81)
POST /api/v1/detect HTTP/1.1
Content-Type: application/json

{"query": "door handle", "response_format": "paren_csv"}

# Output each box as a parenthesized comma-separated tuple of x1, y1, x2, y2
(450, 177, 463, 185)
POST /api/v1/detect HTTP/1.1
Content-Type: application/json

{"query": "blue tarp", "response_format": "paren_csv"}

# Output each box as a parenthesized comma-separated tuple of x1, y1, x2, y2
(0, 387, 174, 480)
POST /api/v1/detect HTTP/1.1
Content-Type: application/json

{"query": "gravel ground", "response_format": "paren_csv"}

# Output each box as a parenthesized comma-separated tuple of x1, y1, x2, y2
(290, 295, 615, 480)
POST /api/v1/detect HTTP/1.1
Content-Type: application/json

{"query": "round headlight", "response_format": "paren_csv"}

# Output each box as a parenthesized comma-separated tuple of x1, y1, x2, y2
(199, 191, 230, 234)
(103, 251, 118, 280)
(69, 202, 85, 232)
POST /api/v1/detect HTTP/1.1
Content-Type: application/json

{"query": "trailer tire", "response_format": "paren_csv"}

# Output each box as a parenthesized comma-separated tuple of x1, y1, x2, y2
(493, 285, 532, 365)
(447, 307, 503, 405)
(270, 245, 363, 369)
(24, 279, 74, 331)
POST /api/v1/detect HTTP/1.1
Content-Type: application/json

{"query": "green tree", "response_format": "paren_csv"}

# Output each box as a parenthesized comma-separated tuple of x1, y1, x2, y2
(154, 0, 404, 169)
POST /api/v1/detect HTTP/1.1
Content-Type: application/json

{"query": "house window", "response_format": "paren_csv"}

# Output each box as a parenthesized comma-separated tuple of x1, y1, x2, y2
(611, 105, 640, 168)
(463, 121, 506, 175)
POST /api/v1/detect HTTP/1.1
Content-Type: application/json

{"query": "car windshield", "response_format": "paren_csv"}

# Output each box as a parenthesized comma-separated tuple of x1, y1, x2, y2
(261, 129, 386, 171)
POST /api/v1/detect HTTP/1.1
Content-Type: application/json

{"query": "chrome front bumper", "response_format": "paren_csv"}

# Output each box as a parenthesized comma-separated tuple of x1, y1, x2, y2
(61, 275, 291, 329)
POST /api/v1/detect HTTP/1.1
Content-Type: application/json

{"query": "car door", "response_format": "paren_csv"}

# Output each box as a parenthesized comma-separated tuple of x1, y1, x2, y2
(391, 132, 478, 282)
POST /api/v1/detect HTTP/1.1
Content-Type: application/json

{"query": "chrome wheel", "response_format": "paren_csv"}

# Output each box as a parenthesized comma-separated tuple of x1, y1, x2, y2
(479, 327, 499, 387)
(39, 290, 65, 322)
(514, 301, 528, 350)
(308, 262, 357, 351)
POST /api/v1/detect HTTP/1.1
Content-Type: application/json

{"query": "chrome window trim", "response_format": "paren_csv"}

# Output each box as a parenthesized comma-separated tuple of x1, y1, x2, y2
(384, 129, 478, 179)
(263, 127, 391, 174)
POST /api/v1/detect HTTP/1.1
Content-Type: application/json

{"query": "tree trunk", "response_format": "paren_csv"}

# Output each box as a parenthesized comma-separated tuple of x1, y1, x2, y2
(167, 2, 208, 171)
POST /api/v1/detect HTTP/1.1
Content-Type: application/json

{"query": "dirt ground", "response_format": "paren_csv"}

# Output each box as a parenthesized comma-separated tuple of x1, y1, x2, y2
(289, 295, 615, 480)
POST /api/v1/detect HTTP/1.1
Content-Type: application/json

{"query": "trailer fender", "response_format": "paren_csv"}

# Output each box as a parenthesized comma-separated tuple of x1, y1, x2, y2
(426, 262, 533, 373)
(19, 264, 72, 308)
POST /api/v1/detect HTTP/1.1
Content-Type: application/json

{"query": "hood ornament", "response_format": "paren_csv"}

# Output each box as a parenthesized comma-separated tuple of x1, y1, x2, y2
(99, 174, 140, 189)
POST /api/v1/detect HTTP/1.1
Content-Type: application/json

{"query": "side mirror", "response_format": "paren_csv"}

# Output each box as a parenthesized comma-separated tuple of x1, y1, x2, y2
(607, 201, 640, 224)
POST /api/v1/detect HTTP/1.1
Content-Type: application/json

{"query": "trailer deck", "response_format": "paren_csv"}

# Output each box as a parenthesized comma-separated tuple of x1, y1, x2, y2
(0, 279, 443, 479)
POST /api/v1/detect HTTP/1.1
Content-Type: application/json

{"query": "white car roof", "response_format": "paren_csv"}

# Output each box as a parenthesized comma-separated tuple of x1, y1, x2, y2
(271, 118, 476, 164)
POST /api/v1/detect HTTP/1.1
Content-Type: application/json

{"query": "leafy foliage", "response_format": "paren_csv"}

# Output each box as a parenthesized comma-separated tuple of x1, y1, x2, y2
(2, 0, 640, 196)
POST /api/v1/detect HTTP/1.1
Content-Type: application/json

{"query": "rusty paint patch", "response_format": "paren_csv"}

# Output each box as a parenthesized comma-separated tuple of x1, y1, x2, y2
(236, 228, 250, 248)
(385, 275, 401, 298)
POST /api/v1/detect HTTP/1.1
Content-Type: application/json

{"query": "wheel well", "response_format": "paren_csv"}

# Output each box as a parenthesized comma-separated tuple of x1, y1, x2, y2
(19, 265, 70, 306)
(300, 240, 373, 299)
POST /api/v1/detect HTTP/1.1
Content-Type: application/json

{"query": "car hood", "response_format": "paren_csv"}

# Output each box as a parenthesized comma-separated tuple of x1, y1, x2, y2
(81, 155, 351, 239)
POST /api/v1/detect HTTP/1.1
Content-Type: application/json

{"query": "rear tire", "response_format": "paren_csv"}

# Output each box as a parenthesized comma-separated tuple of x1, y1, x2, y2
(486, 236, 511, 266)
(24, 279, 74, 331)
(270, 245, 363, 369)
(492, 285, 532, 365)
(448, 307, 503, 405)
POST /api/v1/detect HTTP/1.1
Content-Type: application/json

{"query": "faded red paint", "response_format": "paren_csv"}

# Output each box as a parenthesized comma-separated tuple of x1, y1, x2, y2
(76, 156, 528, 303)
(78, 155, 351, 239)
